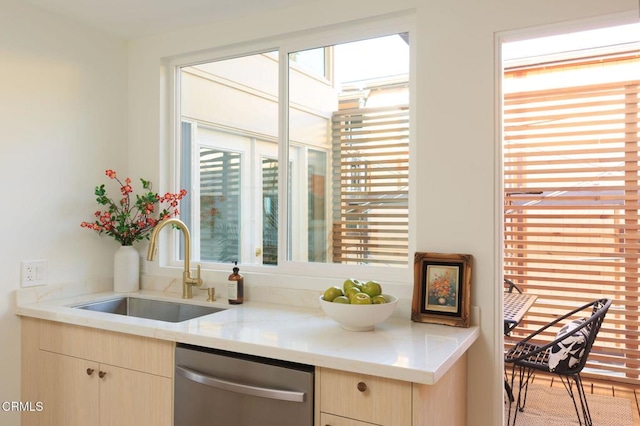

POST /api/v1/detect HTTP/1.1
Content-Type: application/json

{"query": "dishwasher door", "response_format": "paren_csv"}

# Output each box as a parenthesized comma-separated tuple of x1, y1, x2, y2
(175, 344, 314, 426)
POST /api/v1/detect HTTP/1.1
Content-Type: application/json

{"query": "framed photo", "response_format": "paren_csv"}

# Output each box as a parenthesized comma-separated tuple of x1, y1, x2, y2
(411, 252, 472, 327)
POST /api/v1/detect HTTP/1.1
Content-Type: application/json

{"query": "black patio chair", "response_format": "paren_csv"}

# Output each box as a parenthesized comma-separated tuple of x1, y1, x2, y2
(503, 277, 526, 402)
(504, 298, 612, 426)
(504, 277, 523, 295)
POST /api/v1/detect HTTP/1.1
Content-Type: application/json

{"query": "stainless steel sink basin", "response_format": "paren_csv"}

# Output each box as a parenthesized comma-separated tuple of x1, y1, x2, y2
(72, 297, 225, 323)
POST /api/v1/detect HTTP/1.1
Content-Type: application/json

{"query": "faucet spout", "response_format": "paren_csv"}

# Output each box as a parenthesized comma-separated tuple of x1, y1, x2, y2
(147, 218, 202, 299)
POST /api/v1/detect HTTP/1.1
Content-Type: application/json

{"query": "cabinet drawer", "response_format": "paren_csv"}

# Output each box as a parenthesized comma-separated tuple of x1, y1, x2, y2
(319, 368, 411, 426)
(39, 320, 173, 377)
(320, 412, 380, 426)
(39, 321, 100, 360)
(99, 328, 173, 377)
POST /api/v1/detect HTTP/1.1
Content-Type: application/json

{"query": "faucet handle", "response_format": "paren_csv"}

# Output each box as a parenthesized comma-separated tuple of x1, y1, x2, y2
(194, 264, 203, 287)
(185, 264, 203, 288)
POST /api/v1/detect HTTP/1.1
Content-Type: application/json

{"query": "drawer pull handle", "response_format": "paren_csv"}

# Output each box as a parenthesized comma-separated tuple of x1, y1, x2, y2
(86, 368, 94, 376)
(99, 371, 107, 378)
(357, 381, 367, 392)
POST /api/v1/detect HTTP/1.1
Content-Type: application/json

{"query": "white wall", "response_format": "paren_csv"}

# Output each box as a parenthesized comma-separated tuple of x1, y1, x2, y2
(128, 0, 638, 424)
(0, 1, 127, 424)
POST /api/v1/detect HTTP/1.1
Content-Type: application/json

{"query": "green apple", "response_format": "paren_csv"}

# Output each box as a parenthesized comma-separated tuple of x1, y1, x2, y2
(351, 292, 372, 305)
(332, 296, 350, 304)
(323, 286, 344, 302)
(345, 287, 361, 300)
(343, 278, 362, 293)
(362, 280, 382, 298)
(371, 295, 387, 304)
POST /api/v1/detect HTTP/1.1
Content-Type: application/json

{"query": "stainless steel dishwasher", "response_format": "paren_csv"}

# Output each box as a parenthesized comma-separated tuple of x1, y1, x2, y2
(175, 343, 314, 426)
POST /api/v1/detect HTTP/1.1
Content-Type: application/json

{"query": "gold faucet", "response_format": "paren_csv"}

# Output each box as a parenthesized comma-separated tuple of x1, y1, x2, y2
(146, 218, 203, 299)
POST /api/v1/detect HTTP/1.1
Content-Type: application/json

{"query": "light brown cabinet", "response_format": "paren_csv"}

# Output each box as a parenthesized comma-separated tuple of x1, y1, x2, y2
(21, 318, 173, 426)
(316, 352, 467, 426)
(318, 368, 412, 425)
(38, 352, 98, 425)
(22, 317, 468, 426)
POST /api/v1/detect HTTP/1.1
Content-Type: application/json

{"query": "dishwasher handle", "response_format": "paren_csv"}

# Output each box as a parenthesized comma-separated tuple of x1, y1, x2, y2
(176, 365, 306, 403)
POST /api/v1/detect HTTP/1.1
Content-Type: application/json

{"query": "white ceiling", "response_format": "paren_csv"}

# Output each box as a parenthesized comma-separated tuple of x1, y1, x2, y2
(22, 0, 319, 39)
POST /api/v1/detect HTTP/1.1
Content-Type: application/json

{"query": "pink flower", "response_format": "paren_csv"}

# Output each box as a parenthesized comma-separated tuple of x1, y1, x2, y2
(81, 169, 187, 245)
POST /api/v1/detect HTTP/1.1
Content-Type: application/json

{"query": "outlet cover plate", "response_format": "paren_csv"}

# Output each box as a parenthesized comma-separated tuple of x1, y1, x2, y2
(21, 260, 47, 287)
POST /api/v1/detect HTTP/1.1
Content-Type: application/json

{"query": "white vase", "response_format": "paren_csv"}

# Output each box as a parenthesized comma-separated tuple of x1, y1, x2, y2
(113, 245, 139, 293)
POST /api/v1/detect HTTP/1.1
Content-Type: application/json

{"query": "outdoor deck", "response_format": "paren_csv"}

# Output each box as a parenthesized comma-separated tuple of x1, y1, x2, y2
(527, 374, 640, 425)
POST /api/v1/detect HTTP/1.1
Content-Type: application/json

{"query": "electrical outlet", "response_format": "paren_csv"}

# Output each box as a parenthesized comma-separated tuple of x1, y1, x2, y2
(21, 260, 47, 287)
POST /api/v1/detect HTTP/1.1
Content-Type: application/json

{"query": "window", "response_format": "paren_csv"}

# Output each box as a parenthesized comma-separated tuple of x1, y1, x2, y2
(175, 28, 411, 276)
(330, 105, 409, 266)
(503, 24, 640, 384)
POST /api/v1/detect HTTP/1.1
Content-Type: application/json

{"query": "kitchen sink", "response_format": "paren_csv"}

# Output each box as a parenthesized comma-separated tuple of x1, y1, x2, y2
(72, 297, 226, 323)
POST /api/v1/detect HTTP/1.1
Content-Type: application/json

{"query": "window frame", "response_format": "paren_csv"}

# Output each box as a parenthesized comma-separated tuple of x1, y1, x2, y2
(165, 16, 417, 285)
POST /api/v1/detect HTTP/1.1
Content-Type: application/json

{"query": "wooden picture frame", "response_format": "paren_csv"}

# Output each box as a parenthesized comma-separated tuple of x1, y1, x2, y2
(411, 252, 472, 328)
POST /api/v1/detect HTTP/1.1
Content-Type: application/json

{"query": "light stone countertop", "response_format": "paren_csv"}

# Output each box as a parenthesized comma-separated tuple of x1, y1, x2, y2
(15, 288, 479, 385)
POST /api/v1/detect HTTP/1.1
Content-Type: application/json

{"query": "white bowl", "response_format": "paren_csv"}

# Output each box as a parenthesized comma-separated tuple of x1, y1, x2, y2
(319, 294, 398, 331)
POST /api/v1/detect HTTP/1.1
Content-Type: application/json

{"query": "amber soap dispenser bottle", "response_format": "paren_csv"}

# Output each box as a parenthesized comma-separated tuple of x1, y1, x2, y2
(227, 262, 244, 305)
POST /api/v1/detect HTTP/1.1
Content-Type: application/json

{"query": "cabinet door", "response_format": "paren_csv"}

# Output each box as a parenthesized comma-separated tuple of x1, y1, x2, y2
(21, 317, 42, 426)
(39, 351, 99, 426)
(321, 412, 381, 425)
(99, 363, 172, 426)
